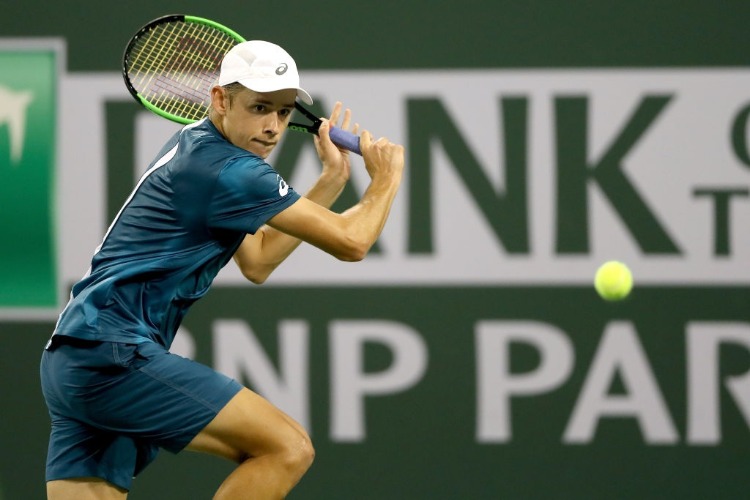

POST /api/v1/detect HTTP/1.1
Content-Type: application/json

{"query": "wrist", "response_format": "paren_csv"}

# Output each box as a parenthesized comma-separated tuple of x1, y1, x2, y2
(319, 166, 349, 186)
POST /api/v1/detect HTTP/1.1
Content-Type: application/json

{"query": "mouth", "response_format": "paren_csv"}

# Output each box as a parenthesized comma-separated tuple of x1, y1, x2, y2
(253, 139, 276, 148)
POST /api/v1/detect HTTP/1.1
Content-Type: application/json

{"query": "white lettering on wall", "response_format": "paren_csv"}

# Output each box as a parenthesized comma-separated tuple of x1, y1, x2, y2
(329, 320, 427, 442)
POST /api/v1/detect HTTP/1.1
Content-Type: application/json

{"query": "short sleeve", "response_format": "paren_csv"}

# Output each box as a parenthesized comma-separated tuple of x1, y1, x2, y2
(207, 157, 300, 234)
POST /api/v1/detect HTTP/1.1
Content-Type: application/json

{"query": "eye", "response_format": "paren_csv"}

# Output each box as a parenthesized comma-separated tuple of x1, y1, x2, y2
(279, 108, 292, 118)
(253, 104, 266, 113)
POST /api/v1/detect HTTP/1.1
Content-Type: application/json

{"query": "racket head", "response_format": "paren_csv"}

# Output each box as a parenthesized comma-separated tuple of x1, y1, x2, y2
(122, 15, 245, 124)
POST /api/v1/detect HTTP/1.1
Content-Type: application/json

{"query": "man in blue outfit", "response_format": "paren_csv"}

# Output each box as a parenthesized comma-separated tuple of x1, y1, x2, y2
(41, 40, 404, 500)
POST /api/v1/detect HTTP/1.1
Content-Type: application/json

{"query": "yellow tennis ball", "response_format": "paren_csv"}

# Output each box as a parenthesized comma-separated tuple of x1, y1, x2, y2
(594, 261, 633, 301)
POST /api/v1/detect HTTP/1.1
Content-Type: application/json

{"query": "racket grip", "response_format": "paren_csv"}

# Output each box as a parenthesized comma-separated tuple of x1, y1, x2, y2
(330, 127, 362, 156)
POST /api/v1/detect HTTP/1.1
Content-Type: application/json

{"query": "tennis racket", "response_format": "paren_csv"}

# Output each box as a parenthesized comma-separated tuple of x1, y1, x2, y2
(122, 14, 361, 155)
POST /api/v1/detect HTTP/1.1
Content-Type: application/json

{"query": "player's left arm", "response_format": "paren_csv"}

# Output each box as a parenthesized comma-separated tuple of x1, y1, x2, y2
(233, 102, 357, 284)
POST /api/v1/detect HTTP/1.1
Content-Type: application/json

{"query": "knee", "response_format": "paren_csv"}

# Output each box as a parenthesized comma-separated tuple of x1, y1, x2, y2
(282, 434, 315, 476)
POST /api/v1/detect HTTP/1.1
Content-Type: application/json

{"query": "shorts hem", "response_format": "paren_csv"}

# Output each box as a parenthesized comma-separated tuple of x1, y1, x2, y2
(46, 466, 132, 492)
(169, 379, 243, 454)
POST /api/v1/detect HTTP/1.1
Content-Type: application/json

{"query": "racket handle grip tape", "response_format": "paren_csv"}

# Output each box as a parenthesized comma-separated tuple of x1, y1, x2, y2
(330, 127, 362, 156)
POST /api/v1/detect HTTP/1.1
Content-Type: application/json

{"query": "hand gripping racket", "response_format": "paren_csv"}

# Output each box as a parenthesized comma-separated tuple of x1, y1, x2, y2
(122, 15, 361, 155)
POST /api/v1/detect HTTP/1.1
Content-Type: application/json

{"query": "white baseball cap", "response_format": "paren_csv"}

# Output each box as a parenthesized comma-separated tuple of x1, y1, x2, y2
(218, 40, 313, 105)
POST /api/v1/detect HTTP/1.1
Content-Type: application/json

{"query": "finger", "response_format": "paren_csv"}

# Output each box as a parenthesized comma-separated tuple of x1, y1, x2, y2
(317, 118, 331, 141)
(352, 122, 360, 135)
(329, 101, 342, 126)
(360, 130, 372, 148)
(340, 108, 352, 131)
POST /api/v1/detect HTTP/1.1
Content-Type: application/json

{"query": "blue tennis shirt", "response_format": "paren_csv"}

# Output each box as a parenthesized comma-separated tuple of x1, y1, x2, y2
(52, 118, 300, 348)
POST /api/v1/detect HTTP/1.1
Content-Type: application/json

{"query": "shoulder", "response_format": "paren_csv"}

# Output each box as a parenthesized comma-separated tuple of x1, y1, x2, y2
(217, 157, 295, 203)
(177, 119, 262, 171)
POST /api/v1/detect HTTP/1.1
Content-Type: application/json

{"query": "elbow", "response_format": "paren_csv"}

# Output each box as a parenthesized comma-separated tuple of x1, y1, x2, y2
(247, 274, 268, 285)
(333, 238, 370, 262)
(337, 251, 366, 263)
(239, 264, 271, 285)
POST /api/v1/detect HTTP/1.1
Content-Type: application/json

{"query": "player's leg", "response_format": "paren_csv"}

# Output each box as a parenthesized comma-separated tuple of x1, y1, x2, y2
(46, 478, 127, 500)
(42, 402, 152, 499)
(42, 337, 313, 498)
(41, 340, 148, 499)
(187, 387, 315, 500)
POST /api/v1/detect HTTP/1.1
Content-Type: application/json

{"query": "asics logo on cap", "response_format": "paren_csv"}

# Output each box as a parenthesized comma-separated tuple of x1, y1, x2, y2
(275, 63, 288, 75)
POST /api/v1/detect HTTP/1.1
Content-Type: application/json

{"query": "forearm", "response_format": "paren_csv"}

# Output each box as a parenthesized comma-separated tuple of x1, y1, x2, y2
(264, 135, 405, 262)
(303, 170, 347, 209)
(240, 132, 405, 274)
(337, 174, 402, 258)
(233, 171, 348, 283)
(250, 171, 348, 260)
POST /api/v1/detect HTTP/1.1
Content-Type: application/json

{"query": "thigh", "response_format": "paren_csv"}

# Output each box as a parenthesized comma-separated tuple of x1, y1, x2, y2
(44, 411, 150, 492)
(43, 339, 243, 453)
(42, 342, 153, 491)
(187, 387, 310, 462)
(115, 341, 244, 452)
(41, 338, 243, 489)
(47, 478, 127, 500)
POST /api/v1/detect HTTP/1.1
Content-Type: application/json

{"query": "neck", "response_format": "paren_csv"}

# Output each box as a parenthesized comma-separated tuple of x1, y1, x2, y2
(208, 110, 227, 140)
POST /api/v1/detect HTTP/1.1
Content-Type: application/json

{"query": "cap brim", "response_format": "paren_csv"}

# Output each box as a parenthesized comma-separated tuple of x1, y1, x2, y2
(296, 88, 313, 105)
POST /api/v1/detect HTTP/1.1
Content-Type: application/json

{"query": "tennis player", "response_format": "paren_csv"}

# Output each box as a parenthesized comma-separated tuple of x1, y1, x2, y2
(40, 40, 404, 499)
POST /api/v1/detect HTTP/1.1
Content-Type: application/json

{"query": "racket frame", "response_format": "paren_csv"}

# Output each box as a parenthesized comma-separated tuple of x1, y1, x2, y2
(122, 14, 361, 154)
(122, 14, 245, 124)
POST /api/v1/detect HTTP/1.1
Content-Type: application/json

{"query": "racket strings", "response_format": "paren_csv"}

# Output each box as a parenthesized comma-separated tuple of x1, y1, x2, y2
(126, 20, 237, 121)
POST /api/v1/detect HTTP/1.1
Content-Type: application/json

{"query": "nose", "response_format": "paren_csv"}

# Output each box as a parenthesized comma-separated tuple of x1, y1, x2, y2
(263, 112, 281, 136)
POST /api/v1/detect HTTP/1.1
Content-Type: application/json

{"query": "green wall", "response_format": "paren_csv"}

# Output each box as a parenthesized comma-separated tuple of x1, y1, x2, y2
(3, 1, 749, 71)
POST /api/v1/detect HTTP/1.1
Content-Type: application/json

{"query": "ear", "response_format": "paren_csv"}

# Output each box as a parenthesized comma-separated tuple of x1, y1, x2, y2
(210, 86, 228, 115)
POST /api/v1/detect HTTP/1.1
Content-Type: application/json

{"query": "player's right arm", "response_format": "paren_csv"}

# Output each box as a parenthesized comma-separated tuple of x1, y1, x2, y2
(252, 130, 403, 269)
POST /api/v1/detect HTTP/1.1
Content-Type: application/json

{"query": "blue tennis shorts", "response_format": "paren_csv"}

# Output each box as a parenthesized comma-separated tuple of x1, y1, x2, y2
(40, 336, 243, 491)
